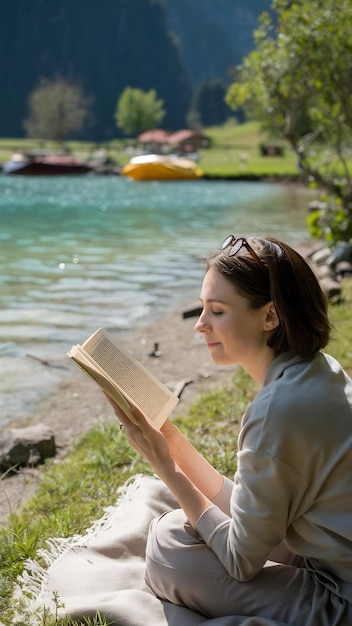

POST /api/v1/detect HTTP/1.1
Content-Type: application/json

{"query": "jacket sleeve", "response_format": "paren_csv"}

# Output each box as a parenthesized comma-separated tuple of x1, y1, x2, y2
(210, 476, 233, 517)
(195, 449, 308, 581)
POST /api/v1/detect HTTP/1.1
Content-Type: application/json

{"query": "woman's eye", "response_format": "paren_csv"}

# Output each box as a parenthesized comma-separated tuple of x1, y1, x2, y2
(213, 310, 223, 316)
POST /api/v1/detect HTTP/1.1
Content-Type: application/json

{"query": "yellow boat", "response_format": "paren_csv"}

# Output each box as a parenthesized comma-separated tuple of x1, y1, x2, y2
(121, 154, 203, 181)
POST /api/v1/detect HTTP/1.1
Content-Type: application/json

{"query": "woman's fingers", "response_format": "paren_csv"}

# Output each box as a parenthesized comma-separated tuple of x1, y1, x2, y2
(103, 392, 172, 474)
(103, 392, 125, 419)
(103, 392, 149, 431)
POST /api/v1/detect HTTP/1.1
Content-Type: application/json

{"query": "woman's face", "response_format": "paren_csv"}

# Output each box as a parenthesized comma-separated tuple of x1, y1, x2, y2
(195, 266, 275, 374)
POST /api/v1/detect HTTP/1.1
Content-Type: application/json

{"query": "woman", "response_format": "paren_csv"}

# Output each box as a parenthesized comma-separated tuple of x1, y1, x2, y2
(106, 235, 352, 625)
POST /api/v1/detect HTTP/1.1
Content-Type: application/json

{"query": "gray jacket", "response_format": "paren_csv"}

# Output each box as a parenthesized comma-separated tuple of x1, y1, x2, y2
(196, 351, 352, 602)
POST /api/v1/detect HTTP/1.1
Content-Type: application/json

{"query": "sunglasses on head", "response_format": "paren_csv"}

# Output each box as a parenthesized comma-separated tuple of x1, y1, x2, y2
(221, 235, 266, 271)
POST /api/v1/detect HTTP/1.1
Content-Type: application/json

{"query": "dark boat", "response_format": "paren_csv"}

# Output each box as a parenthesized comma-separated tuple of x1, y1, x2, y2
(3, 151, 92, 175)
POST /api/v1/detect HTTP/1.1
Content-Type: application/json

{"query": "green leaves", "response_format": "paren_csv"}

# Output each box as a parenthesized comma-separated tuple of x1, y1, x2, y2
(115, 87, 166, 136)
(24, 77, 91, 144)
(307, 201, 352, 246)
(226, 0, 352, 244)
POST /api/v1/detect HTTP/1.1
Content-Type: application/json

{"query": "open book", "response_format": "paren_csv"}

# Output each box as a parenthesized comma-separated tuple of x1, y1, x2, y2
(67, 328, 179, 430)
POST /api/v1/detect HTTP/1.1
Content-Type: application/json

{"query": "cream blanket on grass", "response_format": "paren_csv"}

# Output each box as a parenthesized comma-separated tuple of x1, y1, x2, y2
(15, 474, 289, 626)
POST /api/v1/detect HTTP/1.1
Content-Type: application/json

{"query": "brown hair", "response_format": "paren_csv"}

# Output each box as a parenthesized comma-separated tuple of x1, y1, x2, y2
(206, 236, 331, 356)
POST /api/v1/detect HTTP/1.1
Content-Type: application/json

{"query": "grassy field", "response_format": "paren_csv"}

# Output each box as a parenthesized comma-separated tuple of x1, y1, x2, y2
(0, 121, 299, 178)
(1, 279, 352, 625)
(197, 120, 298, 177)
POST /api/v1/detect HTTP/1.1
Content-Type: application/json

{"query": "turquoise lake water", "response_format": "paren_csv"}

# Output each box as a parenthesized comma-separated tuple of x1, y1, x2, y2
(0, 174, 316, 426)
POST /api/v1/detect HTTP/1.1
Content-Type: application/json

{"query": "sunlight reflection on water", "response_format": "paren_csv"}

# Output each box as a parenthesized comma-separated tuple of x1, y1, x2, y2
(0, 175, 317, 425)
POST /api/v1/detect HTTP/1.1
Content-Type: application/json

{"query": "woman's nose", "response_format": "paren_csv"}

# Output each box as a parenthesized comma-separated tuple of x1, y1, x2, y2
(194, 309, 208, 333)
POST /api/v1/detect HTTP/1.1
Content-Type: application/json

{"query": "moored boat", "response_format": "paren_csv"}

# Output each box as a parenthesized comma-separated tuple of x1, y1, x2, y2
(121, 154, 203, 181)
(3, 151, 92, 176)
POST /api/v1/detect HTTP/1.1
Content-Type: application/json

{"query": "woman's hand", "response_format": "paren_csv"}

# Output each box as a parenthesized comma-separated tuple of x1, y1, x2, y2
(104, 393, 172, 471)
(104, 393, 220, 525)
(104, 393, 224, 509)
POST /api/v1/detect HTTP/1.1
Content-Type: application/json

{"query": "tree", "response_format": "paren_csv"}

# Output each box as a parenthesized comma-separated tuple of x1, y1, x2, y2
(115, 87, 166, 136)
(226, 0, 352, 244)
(24, 77, 91, 144)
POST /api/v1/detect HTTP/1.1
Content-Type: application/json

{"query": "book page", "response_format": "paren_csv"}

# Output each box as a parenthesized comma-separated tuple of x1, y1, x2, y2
(68, 345, 135, 420)
(68, 328, 178, 429)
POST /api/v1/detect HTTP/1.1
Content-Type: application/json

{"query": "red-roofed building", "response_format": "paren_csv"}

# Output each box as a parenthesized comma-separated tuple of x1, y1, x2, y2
(137, 129, 170, 153)
(137, 129, 210, 155)
(167, 130, 210, 153)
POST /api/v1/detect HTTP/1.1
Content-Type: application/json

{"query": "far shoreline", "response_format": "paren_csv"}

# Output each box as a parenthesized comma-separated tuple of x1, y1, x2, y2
(202, 173, 303, 183)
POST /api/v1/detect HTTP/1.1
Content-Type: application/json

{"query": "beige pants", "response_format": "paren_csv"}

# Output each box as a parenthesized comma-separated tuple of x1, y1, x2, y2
(145, 509, 352, 626)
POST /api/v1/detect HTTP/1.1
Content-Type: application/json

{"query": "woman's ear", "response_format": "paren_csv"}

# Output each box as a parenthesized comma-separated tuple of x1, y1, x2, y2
(264, 302, 280, 331)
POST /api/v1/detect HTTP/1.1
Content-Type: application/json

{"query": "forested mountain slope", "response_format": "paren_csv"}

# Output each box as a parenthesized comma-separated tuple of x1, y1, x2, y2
(167, 0, 271, 86)
(1, 0, 270, 140)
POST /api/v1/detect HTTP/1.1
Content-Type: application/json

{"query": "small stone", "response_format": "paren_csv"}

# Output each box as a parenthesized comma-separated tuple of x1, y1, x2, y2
(0, 424, 56, 472)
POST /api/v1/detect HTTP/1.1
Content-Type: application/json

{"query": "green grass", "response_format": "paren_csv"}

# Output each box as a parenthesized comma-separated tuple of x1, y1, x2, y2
(0, 121, 299, 178)
(197, 120, 297, 177)
(327, 279, 352, 376)
(0, 282, 352, 625)
(0, 367, 256, 625)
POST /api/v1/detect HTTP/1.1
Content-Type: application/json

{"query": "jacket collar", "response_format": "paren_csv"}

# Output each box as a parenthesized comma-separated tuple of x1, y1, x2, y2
(263, 352, 311, 386)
